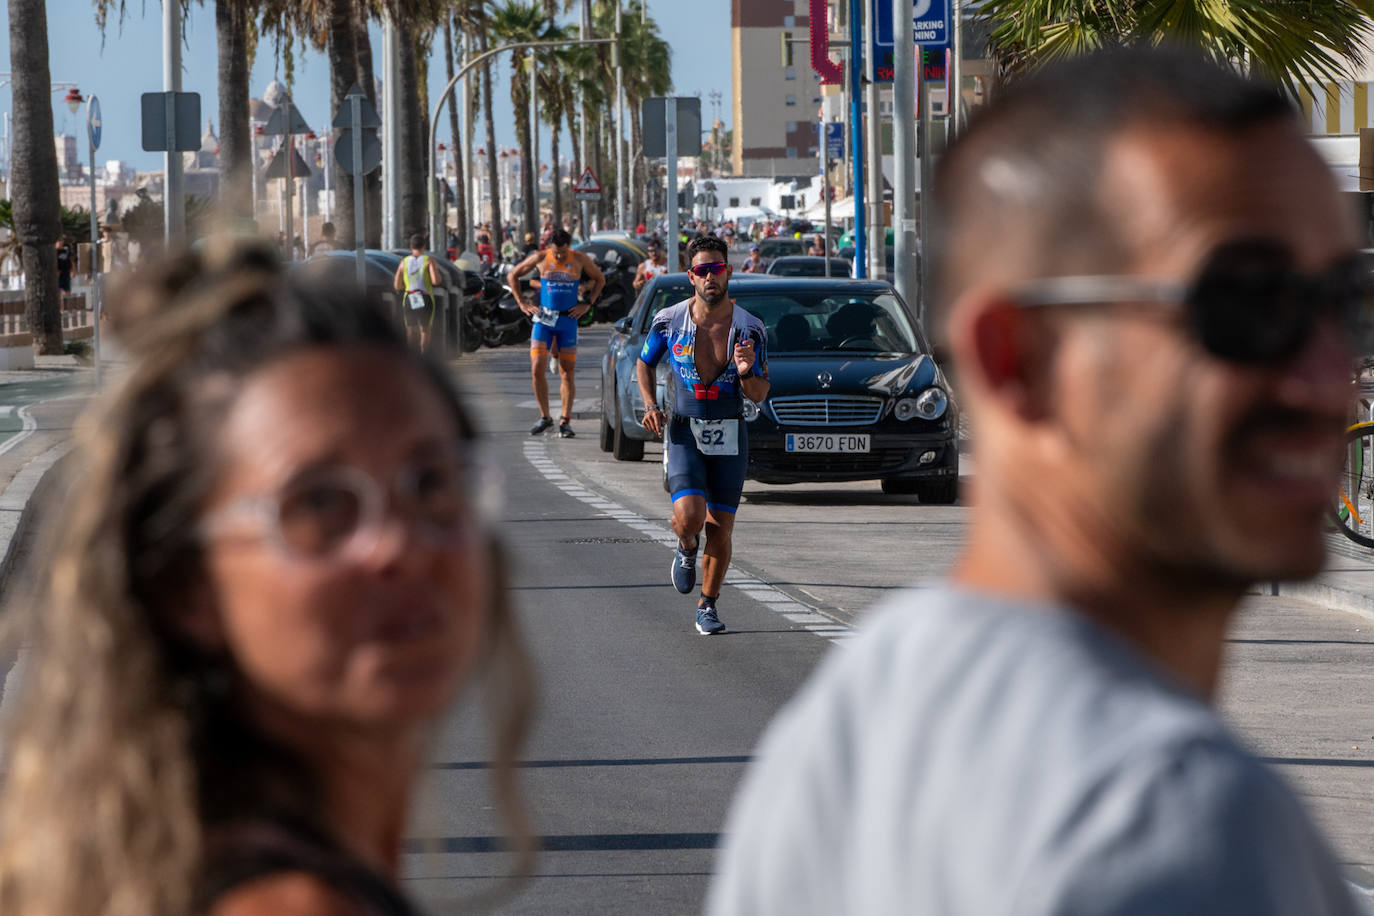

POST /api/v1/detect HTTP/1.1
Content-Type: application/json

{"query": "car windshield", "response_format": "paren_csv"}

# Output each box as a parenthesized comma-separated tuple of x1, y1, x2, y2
(742, 290, 924, 355)
(758, 239, 803, 258)
(638, 285, 924, 355)
(768, 259, 849, 277)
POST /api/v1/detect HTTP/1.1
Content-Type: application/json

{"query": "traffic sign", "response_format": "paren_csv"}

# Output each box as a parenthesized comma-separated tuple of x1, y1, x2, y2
(87, 96, 102, 152)
(642, 97, 702, 158)
(140, 91, 201, 151)
(868, 0, 950, 82)
(573, 166, 601, 201)
(262, 100, 311, 136)
(332, 83, 380, 129)
(824, 122, 843, 160)
(334, 84, 382, 176)
(264, 145, 312, 180)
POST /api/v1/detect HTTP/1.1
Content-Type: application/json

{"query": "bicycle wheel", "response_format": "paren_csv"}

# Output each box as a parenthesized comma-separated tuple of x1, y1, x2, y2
(1335, 424, 1374, 547)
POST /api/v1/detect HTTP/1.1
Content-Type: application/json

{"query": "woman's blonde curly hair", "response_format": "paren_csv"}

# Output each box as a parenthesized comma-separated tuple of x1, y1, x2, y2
(0, 237, 534, 916)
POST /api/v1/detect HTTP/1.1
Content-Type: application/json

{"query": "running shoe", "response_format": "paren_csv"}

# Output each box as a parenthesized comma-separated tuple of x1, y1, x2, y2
(559, 419, 576, 438)
(530, 416, 554, 435)
(671, 541, 698, 594)
(696, 602, 726, 635)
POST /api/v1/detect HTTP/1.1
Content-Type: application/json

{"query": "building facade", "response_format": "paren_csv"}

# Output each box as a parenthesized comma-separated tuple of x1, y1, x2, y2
(731, 0, 825, 177)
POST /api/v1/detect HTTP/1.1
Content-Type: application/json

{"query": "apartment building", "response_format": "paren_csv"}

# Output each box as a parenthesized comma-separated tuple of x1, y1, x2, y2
(731, 0, 826, 177)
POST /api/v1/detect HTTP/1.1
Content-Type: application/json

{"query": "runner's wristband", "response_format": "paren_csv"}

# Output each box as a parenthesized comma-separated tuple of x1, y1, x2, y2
(646, 405, 664, 415)
(739, 366, 755, 379)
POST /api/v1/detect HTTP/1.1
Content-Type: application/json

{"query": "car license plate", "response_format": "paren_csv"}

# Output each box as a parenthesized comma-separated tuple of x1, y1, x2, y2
(785, 433, 870, 453)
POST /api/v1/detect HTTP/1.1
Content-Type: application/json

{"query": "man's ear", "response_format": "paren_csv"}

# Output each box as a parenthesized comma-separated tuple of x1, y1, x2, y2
(953, 295, 1056, 423)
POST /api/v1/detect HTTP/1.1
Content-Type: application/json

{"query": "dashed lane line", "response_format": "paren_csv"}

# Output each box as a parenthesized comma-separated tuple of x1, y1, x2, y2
(521, 438, 851, 643)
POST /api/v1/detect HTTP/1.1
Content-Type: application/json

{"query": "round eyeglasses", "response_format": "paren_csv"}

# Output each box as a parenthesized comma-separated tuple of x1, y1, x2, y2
(199, 450, 495, 563)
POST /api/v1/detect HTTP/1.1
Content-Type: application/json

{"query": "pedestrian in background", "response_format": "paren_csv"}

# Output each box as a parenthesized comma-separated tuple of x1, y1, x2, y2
(709, 47, 1363, 915)
(54, 237, 73, 293)
(0, 238, 534, 916)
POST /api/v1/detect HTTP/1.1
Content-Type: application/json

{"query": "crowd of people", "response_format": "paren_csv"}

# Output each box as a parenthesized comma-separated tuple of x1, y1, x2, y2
(0, 47, 1367, 916)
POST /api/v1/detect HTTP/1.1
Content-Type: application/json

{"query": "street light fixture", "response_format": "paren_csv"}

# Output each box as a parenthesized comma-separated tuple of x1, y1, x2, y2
(64, 88, 84, 115)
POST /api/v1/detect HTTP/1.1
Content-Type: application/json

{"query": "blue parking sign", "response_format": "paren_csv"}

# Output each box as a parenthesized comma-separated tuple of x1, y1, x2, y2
(868, 0, 950, 82)
(825, 123, 843, 159)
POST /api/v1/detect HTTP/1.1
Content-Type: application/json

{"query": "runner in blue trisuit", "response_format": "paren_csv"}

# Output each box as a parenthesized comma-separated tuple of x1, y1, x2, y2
(637, 235, 771, 635)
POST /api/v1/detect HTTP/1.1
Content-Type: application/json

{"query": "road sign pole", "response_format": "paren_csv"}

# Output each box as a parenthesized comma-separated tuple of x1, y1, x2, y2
(850, 0, 866, 278)
(163, 0, 184, 242)
(894, 0, 919, 310)
(89, 125, 100, 388)
(352, 95, 366, 288)
(666, 101, 678, 267)
(950, 0, 962, 135)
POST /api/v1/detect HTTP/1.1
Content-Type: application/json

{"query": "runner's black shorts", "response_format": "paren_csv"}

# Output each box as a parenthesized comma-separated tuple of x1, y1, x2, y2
(402, 292, 435, 328)
(665, 415, 748, 515)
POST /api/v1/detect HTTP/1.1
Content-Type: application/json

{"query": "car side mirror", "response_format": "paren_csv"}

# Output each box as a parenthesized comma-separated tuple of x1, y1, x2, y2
(614, 316, 633, 334)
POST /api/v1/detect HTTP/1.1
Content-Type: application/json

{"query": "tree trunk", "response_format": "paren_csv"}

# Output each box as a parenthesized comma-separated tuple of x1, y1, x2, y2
(566, 103, 579, 235)
(9, 0, 63, 354)
(354, 4, 382, 247)
(216, 0, 252, 220)
(480, 28, 502, 235)
(512, 55, 536, 241)
(395, 30, 425, 242)
(444, 13, 466, 251)
(326, 0, 360, 246)
(630, 101, 644, 228)
(550, 116, 562, 227)
(594, 119, 605, 229)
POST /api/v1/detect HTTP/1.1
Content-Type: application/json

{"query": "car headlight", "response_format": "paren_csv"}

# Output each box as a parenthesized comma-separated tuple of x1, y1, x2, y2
(914, 387, 948, 420)
(894, 398, 918, 421)
(742, 398, 760, 422)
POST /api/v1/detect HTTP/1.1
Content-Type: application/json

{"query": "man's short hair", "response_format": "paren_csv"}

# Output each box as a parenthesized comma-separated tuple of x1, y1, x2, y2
(688, 235, 729, 262)
(549, 228, 572, 247)
(321, 222, 336, 238)
(929, 45, 1291, 335)
(409, 232, 427, 250)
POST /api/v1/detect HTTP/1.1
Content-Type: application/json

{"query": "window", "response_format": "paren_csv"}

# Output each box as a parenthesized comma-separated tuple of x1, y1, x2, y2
(786, 95, 797, 107)
(784, 14, 795, 26)
(786, 148, 798, 158)
(750, 197, 762, 206)
(785, 66, 796, 81)
(786, 121, 797, 132)
(728, 197, 740, 207)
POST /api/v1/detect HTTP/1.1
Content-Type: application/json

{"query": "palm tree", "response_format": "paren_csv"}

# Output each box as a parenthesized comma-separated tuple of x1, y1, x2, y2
(608, 0, 669, 228)
(443, 10, 467, 250)
(478, 23, 503, 237)
(981, 0, 1374, 98)
(538, 33, 578, 227)
(215, 0, 256, 218)
(9, 0, 64, 353)
(490, 0, 552, 239)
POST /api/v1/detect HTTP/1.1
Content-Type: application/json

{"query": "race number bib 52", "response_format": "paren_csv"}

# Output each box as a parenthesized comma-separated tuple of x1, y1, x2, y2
(689, 418, 739, 456)
(406, 291, 428, 311)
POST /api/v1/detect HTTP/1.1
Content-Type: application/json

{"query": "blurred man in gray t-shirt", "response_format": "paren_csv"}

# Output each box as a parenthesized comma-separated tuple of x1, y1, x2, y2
(709, 47, 1363, 916)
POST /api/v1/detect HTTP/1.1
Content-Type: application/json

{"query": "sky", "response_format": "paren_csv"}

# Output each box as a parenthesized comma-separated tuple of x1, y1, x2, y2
(0, 0, 730, 174)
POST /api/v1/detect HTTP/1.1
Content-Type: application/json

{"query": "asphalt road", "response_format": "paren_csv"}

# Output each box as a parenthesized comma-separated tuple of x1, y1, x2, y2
(400, 326, 1374, 912)
(0, 330, 1369, 913)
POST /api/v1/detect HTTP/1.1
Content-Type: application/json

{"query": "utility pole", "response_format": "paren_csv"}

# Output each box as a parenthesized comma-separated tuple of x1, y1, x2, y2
(530, 50, 538, 236)
(893, 0, 918, 307)
(615, 0, 626, 229)
(163, 0, 184, 241)
(950, 0, 963, 134)
(382, 14, 401, 249)
(848, 0, 866, 277)
(862, 0, 883, 280)
(579, 0, 591, 236)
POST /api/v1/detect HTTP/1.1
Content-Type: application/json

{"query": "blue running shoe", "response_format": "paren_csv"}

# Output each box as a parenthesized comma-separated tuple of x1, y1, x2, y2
(671, 541, 698, 594)
(696, 602, 726, 635)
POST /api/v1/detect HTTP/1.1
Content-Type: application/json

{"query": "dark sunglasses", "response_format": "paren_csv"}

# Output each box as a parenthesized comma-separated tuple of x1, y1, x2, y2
(1012, 239, 1374, 364)
(689, 262, 729, 278)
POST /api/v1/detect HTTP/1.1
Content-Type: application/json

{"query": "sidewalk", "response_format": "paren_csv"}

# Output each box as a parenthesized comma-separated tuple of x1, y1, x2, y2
(0, 355, 95, 591)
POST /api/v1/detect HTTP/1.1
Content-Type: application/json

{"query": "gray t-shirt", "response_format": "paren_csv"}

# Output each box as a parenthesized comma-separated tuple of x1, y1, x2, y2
(707, 584, 1357, 916)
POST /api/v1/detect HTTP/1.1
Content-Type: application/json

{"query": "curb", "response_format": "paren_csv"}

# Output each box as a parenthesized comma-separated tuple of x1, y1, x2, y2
(0, 441, 73, 594)
(1271, 579, 1374, 625)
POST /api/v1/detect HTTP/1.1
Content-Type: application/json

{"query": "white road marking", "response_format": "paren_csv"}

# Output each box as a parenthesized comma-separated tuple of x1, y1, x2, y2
(0, 405, 38, 457)
(0, 406, 12, 418)
(521, 439, 851, 642)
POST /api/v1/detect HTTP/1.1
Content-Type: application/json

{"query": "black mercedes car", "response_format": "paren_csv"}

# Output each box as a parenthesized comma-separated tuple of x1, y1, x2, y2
(600, 274, 958, 501)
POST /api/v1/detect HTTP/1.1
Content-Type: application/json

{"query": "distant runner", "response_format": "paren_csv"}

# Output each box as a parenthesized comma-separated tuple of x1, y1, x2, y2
(392, 233, 442, 353)
(633, 239, 671, 292)
(638, 235, 770, 635)
(509, 228, 605, 437)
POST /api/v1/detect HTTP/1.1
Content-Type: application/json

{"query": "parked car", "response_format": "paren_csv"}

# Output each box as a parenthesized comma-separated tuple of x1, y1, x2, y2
(837, 245, 897, 285)
(576, 237, 645, 322)
(599, 273, 958, 501)
(765, 256, 854, 278)
(756, 237, 805, 260)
